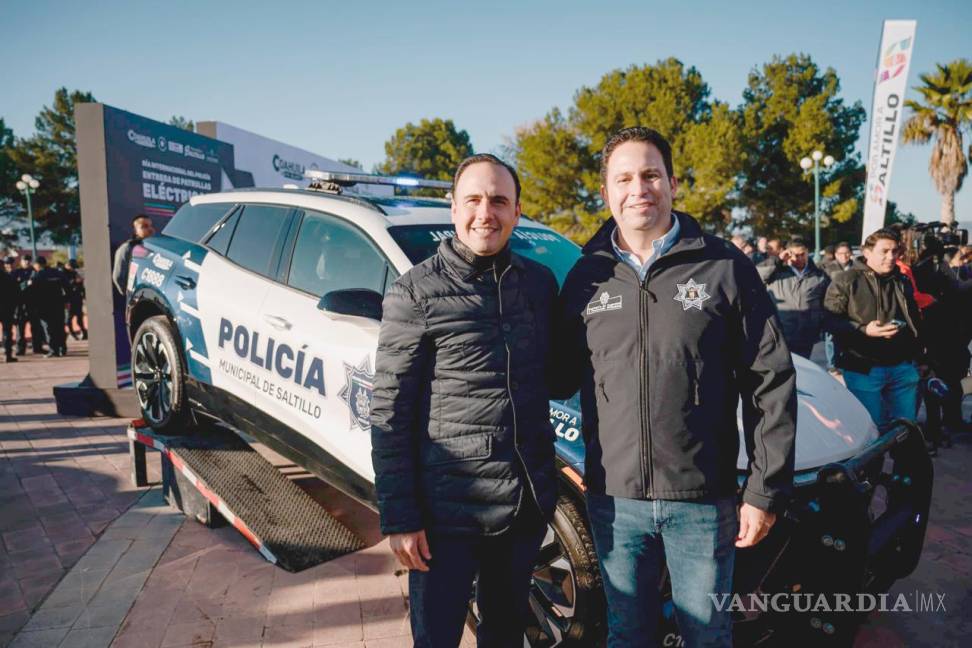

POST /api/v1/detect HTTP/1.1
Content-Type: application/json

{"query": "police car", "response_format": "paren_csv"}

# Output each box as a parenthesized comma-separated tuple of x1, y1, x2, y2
(126, 172, 932, 646)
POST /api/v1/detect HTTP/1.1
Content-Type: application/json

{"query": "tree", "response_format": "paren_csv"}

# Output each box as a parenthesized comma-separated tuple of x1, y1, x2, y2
(737, 54, 866, 241)
(513, 58, 742, 242)
(902, 59, 972, 225)
(168, 115, 194, 131)
(377, 118, 473, 195)
(338, 158, 362, 170)
(8, 88, 96, 244)
(0, 118, 21, 244)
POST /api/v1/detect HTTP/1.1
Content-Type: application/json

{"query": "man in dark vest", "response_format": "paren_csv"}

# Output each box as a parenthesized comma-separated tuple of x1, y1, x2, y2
(112, 214, 155, 296)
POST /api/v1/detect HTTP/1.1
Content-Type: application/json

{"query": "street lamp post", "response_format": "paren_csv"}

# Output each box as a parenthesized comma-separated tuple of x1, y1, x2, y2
(799, 151, 834, 261)
(14, 173, 40, 258)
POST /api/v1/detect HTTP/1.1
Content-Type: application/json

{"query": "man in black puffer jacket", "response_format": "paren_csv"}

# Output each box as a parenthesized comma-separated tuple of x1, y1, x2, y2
(371, 154, 558, 647)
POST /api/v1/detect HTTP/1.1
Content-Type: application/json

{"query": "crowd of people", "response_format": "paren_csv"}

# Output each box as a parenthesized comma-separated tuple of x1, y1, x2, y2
(731, 226, 972, 455)
(0, 254, 86, 363)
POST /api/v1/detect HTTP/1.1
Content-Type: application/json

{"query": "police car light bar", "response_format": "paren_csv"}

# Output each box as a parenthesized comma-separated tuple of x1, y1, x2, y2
(305, 170, 451, 191)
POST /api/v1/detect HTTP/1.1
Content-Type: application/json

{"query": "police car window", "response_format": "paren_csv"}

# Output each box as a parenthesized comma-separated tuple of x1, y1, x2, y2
(205, 208, 239, 256)
(287, 210, 388, 298)
(387, 225, 582, 287)
(162, 203, 235, 243)
(225, 205, 292, 277)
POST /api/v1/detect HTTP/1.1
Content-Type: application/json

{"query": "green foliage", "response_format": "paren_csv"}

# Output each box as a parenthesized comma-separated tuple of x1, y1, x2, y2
(902, 58, 972, 224)
(338, 158, 363, 170)
(0, 118, 20, 231)
(377, 118, 473, 195)
(7, 88, 96, 244)
(513, 108, 602, 242)
(513, 58, 742, 243)
(168, 115, 195, 131)
(737, 54, 866, 240)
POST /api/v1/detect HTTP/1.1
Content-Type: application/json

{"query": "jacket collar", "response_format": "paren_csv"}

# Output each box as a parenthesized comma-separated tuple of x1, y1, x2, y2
(582, 210, 706, 261)
(437, 237, 522, 282)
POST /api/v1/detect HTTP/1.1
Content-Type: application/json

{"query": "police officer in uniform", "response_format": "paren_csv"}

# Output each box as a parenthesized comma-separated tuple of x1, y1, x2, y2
(28, 256, 69, 357)
(1, 259, 18, 362)
(64, 259, 87, 340)
(12, 254, 46, 355)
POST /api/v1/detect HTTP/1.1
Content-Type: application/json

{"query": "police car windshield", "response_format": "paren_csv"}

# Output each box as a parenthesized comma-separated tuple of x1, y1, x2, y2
(388, 225, 581, 287)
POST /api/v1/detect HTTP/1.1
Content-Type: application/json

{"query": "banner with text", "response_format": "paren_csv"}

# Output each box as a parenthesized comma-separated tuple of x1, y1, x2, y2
(862, 19, 917, 240)
(103, 106, 251, 386)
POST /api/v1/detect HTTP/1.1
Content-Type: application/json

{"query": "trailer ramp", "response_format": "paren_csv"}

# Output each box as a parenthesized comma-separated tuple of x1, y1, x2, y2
(128, 421, 364, 572)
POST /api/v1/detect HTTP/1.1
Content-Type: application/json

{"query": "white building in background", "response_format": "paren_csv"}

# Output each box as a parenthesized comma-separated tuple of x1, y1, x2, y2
(195, 121, 392, 196)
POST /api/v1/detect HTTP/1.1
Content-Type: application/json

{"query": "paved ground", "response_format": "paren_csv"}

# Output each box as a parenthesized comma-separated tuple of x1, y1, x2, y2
(0, 341, 150, 647)
(1, 341, 969, 646)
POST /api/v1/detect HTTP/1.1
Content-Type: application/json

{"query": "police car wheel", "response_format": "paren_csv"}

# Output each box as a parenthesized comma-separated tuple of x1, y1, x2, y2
(133, 316, 188, 433)
(467, 494, 604, 646)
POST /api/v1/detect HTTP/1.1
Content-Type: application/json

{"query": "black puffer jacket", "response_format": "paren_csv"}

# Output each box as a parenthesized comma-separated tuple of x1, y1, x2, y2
(370, 239, 558, 536)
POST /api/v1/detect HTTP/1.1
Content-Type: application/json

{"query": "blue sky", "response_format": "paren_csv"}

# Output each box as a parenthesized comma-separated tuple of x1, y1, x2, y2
(3, 0, 970, 224)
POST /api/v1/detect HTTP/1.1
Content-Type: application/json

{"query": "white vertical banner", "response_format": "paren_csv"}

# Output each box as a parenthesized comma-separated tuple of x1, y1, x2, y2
(862, 19, 917, 241)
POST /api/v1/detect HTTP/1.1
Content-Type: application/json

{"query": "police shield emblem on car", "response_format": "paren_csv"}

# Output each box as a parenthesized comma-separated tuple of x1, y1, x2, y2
(124, 172, 933, 648)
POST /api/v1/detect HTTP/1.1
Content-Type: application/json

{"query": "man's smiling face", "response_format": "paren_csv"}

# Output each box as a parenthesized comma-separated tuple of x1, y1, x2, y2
(451, 161, 520, 256)
(600, 140, 677, 236)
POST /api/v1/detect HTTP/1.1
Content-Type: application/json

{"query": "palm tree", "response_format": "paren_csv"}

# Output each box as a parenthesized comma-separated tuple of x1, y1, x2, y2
(902, 59, 972, 225)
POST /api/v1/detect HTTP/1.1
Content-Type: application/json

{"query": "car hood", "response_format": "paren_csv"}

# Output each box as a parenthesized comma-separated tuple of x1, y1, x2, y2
(551, 354, 879, 475)
(757, 354, 879, 471)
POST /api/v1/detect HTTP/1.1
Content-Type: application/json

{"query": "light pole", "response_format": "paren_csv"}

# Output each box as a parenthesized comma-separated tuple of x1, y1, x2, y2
(15, 173, 40, 258)
(800, 151, 834, 261)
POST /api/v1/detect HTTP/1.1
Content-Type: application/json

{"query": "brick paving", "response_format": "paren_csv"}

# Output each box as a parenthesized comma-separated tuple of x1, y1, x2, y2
(0, 341, 158, 647)
(2, 340, 969, 646)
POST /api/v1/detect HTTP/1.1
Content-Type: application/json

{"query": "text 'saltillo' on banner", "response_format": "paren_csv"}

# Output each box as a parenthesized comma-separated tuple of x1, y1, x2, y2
(861, 19, 917, 241)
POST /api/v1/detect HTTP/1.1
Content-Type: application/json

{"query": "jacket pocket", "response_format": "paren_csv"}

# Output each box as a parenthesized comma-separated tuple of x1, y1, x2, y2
(424, 433, 492, 466)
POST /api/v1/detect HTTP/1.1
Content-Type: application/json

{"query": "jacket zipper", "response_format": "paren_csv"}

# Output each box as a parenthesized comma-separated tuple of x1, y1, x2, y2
(639, 282, 651, 497)
(496, 264, 541, 511)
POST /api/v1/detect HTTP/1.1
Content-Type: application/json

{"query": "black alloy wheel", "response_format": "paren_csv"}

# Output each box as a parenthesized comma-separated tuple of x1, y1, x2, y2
(132, 315, 189, 434)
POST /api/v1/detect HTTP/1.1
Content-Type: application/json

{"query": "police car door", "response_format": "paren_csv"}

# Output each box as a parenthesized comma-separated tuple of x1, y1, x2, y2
(196, 204, 296, 422)
(259, 208, 392, 483)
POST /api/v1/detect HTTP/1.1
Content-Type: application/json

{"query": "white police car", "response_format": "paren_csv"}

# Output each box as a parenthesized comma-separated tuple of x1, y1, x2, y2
(126, 172, 932, 646)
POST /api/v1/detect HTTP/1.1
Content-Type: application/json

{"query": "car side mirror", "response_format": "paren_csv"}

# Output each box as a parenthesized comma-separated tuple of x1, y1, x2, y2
(318, 289, 383, 321)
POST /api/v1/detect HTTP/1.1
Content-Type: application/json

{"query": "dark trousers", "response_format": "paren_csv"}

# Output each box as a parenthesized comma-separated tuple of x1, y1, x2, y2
(409, 500, 547, 647)
(1, 316, 13, 358)
(15, 309, 46, 352)
(40, 308, 66, 354)
(68, 302, 86, 336)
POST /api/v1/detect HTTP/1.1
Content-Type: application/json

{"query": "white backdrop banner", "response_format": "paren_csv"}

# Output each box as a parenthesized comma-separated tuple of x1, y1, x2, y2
(862, 19, 917, 241)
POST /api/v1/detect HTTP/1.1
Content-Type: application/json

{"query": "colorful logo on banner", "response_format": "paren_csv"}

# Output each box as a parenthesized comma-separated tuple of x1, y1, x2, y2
(878, 37, 912, 84)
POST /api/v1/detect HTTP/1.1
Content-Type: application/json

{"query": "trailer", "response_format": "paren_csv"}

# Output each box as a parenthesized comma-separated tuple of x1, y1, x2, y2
(127, 419, 364, 572)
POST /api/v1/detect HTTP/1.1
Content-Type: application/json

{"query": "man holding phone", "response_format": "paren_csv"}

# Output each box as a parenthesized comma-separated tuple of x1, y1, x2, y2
(824, 228, 924, 429)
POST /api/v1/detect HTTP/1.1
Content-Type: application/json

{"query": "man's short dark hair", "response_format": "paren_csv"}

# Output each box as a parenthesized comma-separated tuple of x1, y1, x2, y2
(600, 127, 674, 184)
(452, 154, 521, 202)
(786, 236, 810, 249)
(863, 228, 901, 250)
(34, 255, 47, 266)
(835, 241, 851, 252)
(22, 254, 32, 263)
(132, 214, 151, 227)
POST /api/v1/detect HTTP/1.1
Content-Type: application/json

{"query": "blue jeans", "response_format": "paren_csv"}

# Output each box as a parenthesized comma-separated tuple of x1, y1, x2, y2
(824, 332, 836, 370)
(408, 503, 547, 647)
(587, 493, 737, 648)
(842, 362, 920, 430)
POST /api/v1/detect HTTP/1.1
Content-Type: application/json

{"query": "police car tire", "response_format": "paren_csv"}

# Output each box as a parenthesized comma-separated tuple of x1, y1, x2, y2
(551, 493, 604, 644)
(465, 493, 605, 646)
(133, 316, 189, 434)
